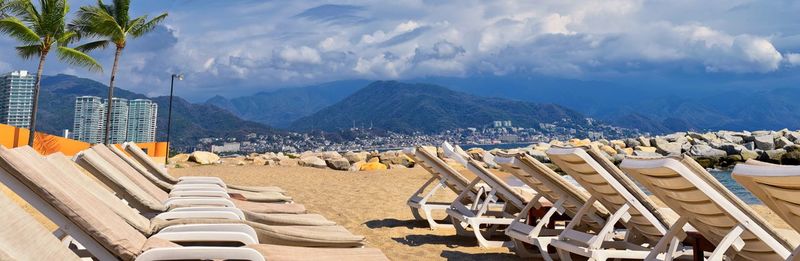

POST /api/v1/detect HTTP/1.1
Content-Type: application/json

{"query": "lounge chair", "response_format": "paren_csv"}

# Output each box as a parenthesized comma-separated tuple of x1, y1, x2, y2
(547, 146, 693, 260)
(619, 157, 800, 260)
(403, 145, 488, 229)
(98, 144, 290, 203)
(73, 146, 336, 227)
(123, 142, 284, 193)
(0, 146, 387, 260)
(495, 152, 609, 260)
(442, 143, 548, 248)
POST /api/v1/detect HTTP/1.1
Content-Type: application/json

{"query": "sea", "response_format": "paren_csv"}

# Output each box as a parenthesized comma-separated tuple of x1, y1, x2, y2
(460, 143, 761, 204)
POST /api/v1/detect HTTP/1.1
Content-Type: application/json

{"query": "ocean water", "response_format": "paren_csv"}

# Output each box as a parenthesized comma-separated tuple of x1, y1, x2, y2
(709, 170, 760, 204)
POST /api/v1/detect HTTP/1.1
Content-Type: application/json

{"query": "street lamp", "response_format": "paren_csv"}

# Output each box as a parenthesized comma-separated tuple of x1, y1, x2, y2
(165, 73, 183, 164)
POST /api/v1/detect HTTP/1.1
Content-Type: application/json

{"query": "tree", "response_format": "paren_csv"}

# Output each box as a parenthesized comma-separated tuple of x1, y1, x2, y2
(0, 0, 102, 146)
(71, 0, 167, 144)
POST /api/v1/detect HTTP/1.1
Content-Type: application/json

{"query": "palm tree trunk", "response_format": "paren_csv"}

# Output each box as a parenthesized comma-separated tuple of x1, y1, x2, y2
(103, 46, 123, 144)
(26, 52, 47, 147)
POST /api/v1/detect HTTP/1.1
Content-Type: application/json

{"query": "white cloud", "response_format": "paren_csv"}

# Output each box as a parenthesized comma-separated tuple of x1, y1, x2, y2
(786, 53, 800, 66)
(277, 46, 322, 64)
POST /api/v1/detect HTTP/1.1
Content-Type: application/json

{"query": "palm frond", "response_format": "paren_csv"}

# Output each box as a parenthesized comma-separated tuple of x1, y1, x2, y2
(112, 0, 128, 27)
(56, 46, 103, 72)
(73, 39, 109, 52)
(0, 17, 40, 43)
(55, 29, 77, 45)
(15, 44, 41, 59)
(72, 4, 123, 40)
(129, 12, 166, 38)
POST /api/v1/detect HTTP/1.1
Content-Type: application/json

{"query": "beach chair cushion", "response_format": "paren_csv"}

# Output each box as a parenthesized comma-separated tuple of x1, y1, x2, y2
(0, 187, 81, 260)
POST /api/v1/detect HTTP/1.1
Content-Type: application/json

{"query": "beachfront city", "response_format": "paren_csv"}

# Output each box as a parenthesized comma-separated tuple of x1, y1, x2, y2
(0, 1, 800, 260)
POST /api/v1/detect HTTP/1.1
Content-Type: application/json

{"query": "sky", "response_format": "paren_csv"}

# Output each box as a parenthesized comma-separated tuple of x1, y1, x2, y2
(0, 0, 799, 101)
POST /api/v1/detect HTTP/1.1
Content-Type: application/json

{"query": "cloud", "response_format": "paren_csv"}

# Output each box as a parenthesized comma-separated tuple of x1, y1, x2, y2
(786, 53, 800, 66)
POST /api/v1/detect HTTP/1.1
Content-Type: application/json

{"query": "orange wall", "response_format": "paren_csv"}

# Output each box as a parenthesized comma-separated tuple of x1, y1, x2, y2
(0, 123, 167, 157)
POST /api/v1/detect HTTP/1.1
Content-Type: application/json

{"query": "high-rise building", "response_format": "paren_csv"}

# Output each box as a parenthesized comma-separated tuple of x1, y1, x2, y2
(0, 70, 35, 128)
(107, 98, 129, 144)
(127, 99, 158, 142)
(72, 96, 158, 144)
(72, 96, 105, 144)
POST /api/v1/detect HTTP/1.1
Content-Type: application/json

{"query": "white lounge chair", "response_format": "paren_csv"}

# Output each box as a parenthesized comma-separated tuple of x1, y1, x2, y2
(495, 152, 609, 260)
(547, 146, 693, 261)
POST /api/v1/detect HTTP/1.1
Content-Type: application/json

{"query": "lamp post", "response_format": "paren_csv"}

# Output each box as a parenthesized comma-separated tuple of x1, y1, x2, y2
(165, 73, 183, 164)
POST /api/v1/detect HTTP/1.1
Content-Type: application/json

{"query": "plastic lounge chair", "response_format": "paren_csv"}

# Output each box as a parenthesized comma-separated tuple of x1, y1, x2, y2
(615, 156, 800, 260)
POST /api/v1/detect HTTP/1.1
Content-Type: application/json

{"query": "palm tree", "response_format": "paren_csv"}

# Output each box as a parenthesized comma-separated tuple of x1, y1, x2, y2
(71, 0, 167, 145)
(0, 0, 102, 146)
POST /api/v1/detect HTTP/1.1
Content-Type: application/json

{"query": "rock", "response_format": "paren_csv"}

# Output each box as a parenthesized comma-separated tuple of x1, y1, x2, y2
(687, 132, 717, 142)
(368, 157, 380, 163)
(619, 148, 634, 156)
(781, 150, 800, 165)
(325, 158, 351, 171)
(251, 157, 268, 165)
(636, 146, 657, 153)
(299, 156, 327, 168)
(189, 151, 220, 165)
(752, 130, 772, 137)
(319, 151, 343, 160)
(611, 154, 625, 164)
(687, 145, 727, 159)
(652, 138, 682, 155)
(741, 150, 759, 160)
(718, 132, 744, 144)
(379, 151, 415, 168)
(349, 160, 366, 171)
(754, 135, 775, 150)
(637, 137, 651, 147)
(360, 161, 388, 171)
(465, 147, 486, 159)
(757, 149, 786, 164)
(718, 143, 746, 155)
(277, 158, 299, 167)
(743, 142, 756, 151)
(527, 150, 550, 163)
(787, 132, 800, 142)
(633, 151, 661, 157)
(568, 138, 591, 147)
(169, 153, 190, 164)
(600, 145, 618, 156)
(610, 140, 626, 149)
(664, 133, 686, 142)
(624, 138, 640, 148)
(343, 151, 367, 163)
(776, 137, 793, 148)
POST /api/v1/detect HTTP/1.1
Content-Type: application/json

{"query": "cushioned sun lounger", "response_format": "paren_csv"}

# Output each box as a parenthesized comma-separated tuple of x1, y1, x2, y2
(442, 143, 548, 248)
(75, 147, 307, 215)
(615, 156, 800, 260)
(123, 142, 284, 193)
(547, 146, 693, 261)
(403, 145, 498, 230)
(0, 147, 386, 260)
(495, 152, 609, 260)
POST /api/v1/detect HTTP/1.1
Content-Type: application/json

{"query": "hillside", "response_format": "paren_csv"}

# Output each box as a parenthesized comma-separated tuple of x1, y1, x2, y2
(290, 81, 586, 133)
(35, 74, 275, 147)
(206, 80, 369, 127)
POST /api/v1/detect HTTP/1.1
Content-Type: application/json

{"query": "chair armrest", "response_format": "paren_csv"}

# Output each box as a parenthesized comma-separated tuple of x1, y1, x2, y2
(155, 211, 242, 221)
(151, 231, 257, 245)
(136, 247, 264, 261)
(159, 224, 257, 241)
(169, 207, 245, 219)
(163, 197, 236, 208)
(172, 184, 227, 192)
(169, 190, 230, 198)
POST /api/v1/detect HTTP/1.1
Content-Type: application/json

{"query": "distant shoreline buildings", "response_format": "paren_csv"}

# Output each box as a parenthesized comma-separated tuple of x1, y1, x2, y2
(73, 96, 157, 144)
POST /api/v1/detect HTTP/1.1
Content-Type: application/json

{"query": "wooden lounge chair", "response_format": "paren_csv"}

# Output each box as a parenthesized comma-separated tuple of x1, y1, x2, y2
(442, 143, 547, 248)
(122, 142, 284, 193)
(0, 146, 387, 260)
(626, 158, 800, 260)
(403, 145, 496, 229)
(547, 146, 693, 260)
(495, 152, 609, 260)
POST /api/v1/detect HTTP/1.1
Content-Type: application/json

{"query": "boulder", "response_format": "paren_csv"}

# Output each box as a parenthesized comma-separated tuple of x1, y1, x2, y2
(360, 161, 388, 171)
(610, 140, 626, 149)
(251, 157, 268, 165)
(568, 138, 591, 147)
(319, 151, 343, 160)
(757, 149, 786, 164)
(781, 150, 800, 165)
(635, 146, 657, 153)
(379, 151, 415, 168)
(633, 151, 661, 157)
(349, 160, 366, 171)
(787, 131, 800, 142)
(325, 158, 351, 171)
(343, 151, 367, 163)
(277, 158, 299, 167)
(527, 150, 550, 163)
(718, 132, 744, 144)
(169, 153, 190, 164)
(741, 150, 759, 160)
(743, 142, 756, 151)
(718, 143, 746, 155)
(754, 135, 775, 150)
(299, 156, 327, 168)
(465, 147, 486, 159)
(687, 132, 717, 142)
(624, 138, 641, 148)
(776, 137, 794, 148)
(664, 133, 686, 142)
(652, 138, 682, 155)
(687, 145, 727, 159)
(189, 151, 220, 165)
(600, 145, 618, 156)
(619, 148, 634, 156)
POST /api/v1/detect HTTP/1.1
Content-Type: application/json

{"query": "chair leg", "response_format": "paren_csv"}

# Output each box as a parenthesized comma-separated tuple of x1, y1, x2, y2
(452, 216, 471, 236)
(558, 248, 574, 261)
(470, 220, 510, 248)
(410, 207, 424, 221)
(423, 207, 452, 230)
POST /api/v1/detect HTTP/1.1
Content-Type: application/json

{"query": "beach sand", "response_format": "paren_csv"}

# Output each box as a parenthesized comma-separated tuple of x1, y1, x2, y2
(0, 163, 792, 260)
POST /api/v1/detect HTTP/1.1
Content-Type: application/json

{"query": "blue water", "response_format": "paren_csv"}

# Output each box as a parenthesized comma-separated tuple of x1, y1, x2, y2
(709, 170, 761, 204)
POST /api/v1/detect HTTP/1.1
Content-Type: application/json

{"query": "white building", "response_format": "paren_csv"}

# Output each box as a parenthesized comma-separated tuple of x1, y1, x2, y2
(126, 99, 158, 142)
(72, 96, 106, 143)
(107, 98, 129, 144)
(0, 70, 35, 128)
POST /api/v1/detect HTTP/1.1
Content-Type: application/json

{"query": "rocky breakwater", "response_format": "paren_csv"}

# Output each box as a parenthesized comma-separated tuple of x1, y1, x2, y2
(171, 149, 416, 172)
(495, 129, 800, 169)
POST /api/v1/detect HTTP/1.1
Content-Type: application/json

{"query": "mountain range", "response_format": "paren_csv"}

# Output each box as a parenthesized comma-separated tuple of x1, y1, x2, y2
(290, 81, 586, 132)
(37, 74, 276, 147)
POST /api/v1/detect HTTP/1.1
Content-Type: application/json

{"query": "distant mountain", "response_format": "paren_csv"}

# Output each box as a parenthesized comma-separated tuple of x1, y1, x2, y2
(290, 81, 586, 133)
(205, 80, 370, 127)
(36, 74, 275, 147)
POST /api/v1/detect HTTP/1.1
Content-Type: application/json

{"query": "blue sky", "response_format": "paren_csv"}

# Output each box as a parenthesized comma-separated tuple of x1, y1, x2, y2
(1, 0, 799, 100)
